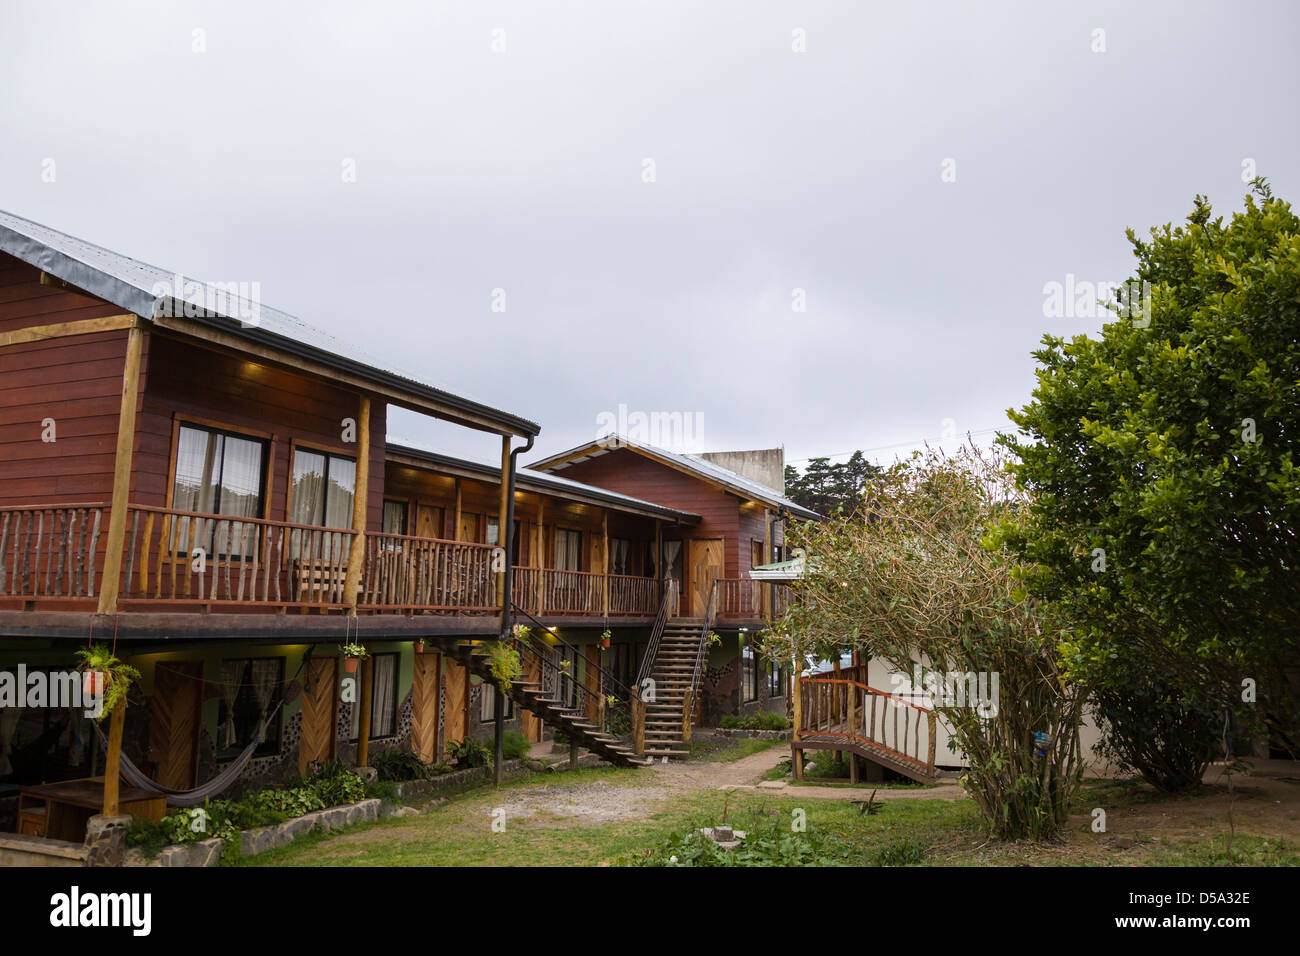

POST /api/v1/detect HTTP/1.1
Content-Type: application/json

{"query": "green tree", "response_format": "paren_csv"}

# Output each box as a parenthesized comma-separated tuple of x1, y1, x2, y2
(784, 451, 878, 517)
(997, 182, 1299, 774)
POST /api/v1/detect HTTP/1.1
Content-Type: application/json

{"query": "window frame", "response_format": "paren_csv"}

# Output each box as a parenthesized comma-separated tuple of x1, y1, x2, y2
(741, 642, 758, 703)
(287, 442, 358, 531)
(216, 655, 285, 760)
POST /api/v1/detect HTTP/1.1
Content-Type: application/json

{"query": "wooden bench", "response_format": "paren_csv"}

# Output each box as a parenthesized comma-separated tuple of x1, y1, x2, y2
(292, 562, 347, 604)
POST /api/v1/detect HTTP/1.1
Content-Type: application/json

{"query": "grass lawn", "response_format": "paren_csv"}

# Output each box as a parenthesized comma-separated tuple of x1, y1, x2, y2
(241, 766, 1300, 867)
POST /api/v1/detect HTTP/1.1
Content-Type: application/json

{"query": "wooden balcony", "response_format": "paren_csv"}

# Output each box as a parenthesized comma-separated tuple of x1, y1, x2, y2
(0, 503, 669, 625)
(714, 577, 793, 624)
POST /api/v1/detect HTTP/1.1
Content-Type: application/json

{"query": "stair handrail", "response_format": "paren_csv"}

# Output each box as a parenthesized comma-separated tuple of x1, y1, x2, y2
(680, 578, 720, 737)
(509, 601, 634, 701)
(633, 581, 675, 695)
(797, 674, 936, 778)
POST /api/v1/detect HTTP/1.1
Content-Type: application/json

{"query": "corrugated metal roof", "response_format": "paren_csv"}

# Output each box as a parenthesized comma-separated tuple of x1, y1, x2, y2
(0, 209, 539, 437)
(386, 441, 700, 523)
(528, 435, 822, 521)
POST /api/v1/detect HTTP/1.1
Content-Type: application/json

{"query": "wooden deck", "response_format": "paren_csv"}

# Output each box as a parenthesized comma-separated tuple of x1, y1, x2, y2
(794, 672, 937, 784)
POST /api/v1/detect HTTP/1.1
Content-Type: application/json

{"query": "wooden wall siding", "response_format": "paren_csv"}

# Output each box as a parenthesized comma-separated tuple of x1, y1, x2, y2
(136, 334, 386, 529)
(545, 449, 746, 578)
(299, 656, 339, 774)
(443, 658, 470, 752)
(0, 255, 128, 336)
(0, 258, 138, 505)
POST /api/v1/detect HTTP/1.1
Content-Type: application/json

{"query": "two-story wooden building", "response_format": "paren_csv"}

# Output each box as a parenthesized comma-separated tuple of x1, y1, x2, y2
(0, 212, 814, 834)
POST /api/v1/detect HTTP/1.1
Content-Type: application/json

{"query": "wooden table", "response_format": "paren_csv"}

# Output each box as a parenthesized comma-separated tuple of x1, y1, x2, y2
(17, 777, 167, 842)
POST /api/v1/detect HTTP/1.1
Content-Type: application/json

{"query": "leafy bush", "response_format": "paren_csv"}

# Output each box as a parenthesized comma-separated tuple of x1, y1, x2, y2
(502, 730, 531, 761)
(305, 760, 367, 806)
(628, 815, 851, 867)
(365, 780, 400, 803)
(719, 712, 790, 731)
(448, 737, 492, 768)
(1093, 679, 1220, 793)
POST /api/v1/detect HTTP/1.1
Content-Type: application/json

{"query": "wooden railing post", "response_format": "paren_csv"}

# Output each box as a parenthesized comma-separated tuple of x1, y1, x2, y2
(97, 322, 143, 615)
(927, 711, 936, 778)
(343, 394, 371, 608)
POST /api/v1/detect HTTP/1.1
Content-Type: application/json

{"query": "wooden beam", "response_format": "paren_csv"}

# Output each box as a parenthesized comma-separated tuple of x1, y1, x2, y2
(343, 395, 371, 607)
(356, 647, 373, 767)
(762, 508, 772, 620)
(497, 435, 510, 611)
(102, 700, 127, 815)
(535, 496, 545, 612)
(601, 509, 609, 617)
(0, 314, 137, 348)
(453, 478, 462, 540)
(97, 324, 144, 615)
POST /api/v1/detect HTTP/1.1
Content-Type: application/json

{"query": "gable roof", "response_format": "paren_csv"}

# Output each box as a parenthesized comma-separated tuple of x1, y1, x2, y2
(528, 435, 822, 521)
(386, 443, 700, 524)
(0, 209, 539, 438)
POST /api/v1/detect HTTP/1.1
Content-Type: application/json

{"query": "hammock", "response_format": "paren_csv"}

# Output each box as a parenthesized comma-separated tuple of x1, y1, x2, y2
(93, 721, 265, 807)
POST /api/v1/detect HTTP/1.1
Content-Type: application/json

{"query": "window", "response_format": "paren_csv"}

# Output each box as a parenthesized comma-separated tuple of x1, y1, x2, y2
(290, 448, 356, 529)
(741, 642, 758, 702)
(642, 540, 658, 578)
(348, 653, 398, 739)
(480, 681, 517, 722)
(610, 642, 636, 688)
(767, 660, 784, 698)
(170, 423, 268, 558)
(610, 538, 631, 575)
(382, 500, 408, 536)
(217, 657, 284, 759)
(486, 516, 499, 546)
(556, 529, 582, 571)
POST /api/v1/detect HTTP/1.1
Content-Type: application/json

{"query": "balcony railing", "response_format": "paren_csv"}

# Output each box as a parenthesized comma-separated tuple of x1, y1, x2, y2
(0, 502, 682, 619)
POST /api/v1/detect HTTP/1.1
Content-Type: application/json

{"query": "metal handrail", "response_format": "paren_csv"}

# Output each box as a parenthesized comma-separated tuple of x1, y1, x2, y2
(509, 601, 634, 702)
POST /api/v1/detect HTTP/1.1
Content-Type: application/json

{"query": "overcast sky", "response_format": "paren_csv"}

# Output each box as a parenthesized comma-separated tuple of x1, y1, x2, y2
(3, 1, 1295, 473)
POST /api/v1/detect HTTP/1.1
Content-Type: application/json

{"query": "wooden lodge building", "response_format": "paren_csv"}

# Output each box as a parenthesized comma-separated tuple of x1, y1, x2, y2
(0, 211, 816, 833)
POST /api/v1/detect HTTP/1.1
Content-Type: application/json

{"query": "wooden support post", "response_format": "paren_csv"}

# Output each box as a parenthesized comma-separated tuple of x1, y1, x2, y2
(453, 479, 462, 539)
(762, 508, 772, 621)
(927, 712, 937, 778)
(631, 695, 646, 756)
(97, 322, 144, 615)
(849, 753, 859, 784)
(343, 395, 371, 607)
(356, 648, 373, 767)
(601, 510, 609, 617)
(493, 686, 505, 786)
(102, 700, 127, 815)
(792, 665, 803, 781)
(535, 497, 545, 612)
(497, 435, 510, 611)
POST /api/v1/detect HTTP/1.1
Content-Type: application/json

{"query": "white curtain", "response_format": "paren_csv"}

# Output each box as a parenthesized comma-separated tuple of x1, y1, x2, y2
(250, 659, 279, 737)
(219, 660, 243, 748)
(370, 655, 396, 737)
(0, 705, 22, 777)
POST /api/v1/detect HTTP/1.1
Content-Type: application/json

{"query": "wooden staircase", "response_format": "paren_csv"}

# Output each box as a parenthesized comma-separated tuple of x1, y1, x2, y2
(640, 618, 708, 759)
(455, 642, 650, 769)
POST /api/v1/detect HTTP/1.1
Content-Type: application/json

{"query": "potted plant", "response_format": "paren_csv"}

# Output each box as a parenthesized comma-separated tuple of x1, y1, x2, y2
(341, 643, 368, 673)
(414, 639, 426, 655)
(486, 641, 522, 694)
(74, 644, 141, 720)
(598, 628, 612, 650)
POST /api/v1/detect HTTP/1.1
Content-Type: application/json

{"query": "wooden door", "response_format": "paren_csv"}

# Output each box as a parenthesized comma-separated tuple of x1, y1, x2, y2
(298, 656, 338, 774)
(443, 657, 470, 754)
(522, 652, 544, 742)
(148, 661, 203, 789)
(416, 505, 442, 540)
(457, 513, 478, 542)
(688, 538, 724, 616)
(410, 652, 441, 763)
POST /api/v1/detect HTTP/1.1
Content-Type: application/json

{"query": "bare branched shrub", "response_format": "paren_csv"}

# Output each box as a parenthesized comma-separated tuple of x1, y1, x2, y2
(764, 446, 1087, 841)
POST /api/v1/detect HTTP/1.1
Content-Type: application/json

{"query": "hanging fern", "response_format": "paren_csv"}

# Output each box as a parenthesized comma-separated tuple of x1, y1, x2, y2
(486, 641, 522, 694)
(75, 644, 142, 720)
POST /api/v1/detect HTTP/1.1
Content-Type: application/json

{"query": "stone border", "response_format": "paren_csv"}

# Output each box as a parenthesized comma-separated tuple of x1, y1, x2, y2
(715, 728, 792, 740)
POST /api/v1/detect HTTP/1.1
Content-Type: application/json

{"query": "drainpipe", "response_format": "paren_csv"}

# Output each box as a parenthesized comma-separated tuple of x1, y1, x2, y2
(495, 433, 535, 786)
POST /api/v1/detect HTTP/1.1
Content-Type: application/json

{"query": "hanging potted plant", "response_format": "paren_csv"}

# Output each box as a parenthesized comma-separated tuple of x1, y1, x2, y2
(414, 638, 426, 655)
(74, 644, 141, 721)
(598, 629, 612, 651)
(341, 642, 368, 673)
(486, 640, 522, 694)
